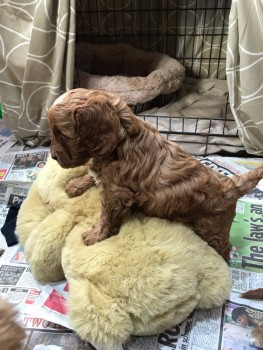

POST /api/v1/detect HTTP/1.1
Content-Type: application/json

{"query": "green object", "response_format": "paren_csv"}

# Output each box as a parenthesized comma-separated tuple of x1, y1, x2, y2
(230, 199, 263, 274)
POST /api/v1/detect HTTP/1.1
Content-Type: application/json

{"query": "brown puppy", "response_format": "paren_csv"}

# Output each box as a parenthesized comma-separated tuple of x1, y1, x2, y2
(0, 299, 25, 350)
(48, 88, 263, 260)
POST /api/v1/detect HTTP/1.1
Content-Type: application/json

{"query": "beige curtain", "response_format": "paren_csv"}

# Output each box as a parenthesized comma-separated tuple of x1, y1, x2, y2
(227, 0, 263, 155)
(0, 0, 76, 146)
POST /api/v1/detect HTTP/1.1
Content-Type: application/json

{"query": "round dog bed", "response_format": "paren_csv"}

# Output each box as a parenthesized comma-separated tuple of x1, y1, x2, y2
(74, 42, 185, 113)
(16, 157, 231, 350)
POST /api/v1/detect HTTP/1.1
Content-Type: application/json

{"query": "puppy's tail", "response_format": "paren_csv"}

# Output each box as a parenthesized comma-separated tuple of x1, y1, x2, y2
(231, 164, 263, 197)
(240, 288, 263, 300)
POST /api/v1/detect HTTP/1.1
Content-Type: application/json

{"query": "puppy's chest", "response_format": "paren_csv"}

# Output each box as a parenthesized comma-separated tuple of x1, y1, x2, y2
(89, 167, 127, 187)
(90, 158, 124, 187)
(88, 169, 101, 185)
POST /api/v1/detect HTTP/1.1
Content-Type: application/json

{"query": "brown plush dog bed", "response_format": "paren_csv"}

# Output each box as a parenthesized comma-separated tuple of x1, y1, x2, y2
(75, 42, 185, 113)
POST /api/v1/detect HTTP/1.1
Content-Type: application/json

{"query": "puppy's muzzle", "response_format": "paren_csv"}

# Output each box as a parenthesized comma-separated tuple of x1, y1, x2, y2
(51, 151, 58, 161)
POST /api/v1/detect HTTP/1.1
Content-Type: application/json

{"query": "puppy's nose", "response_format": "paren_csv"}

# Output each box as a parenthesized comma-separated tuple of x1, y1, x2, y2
(51, 153, 58, 161)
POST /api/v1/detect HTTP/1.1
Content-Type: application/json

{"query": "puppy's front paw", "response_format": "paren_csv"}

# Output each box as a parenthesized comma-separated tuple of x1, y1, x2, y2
(65, 178, 87, 198)
(82, 227, 108, 246)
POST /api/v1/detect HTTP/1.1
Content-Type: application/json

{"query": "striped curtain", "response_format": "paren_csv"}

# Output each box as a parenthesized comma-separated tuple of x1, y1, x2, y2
(227, 0, 263, 155)
(0, 0, 76, 146)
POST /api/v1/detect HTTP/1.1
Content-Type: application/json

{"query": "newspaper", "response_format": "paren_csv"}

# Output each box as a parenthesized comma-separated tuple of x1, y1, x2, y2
(0, 150, 49, 183)
(0, 121, 263, 350)
(0, 252, 93, 349)
(0, 243, 69, 324)
(0, 261, 42, 311)
(22, 324, 92, 350)
(220, 301, 263, 350)
(0, 120, 17, 154)
(0, 120, 49, 183)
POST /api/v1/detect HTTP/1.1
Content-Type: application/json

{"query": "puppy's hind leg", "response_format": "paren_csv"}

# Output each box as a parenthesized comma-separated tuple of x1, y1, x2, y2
(194, 214, 232, 261)
(65, 173, 95, 198)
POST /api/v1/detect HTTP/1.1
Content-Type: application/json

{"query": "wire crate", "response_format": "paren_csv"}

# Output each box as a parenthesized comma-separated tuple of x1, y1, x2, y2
(75, 0, 244, 155)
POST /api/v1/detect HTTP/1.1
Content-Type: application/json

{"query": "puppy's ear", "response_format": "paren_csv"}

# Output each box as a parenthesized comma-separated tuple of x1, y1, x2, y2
(74, 94, 121, 158)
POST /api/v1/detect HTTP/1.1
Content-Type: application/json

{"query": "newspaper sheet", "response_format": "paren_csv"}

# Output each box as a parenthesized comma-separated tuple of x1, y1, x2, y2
(0, 150, 49, 183)
(220, 301, 263, 350)
(0, 123, 263, 350)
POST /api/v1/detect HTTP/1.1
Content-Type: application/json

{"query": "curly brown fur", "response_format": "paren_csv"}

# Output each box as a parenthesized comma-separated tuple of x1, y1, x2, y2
(0, 299, 25, 350)
(48, 88, 263, 260)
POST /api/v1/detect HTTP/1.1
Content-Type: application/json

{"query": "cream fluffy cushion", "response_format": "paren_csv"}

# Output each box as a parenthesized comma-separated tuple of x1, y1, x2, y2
(16, 157, 231, 349)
